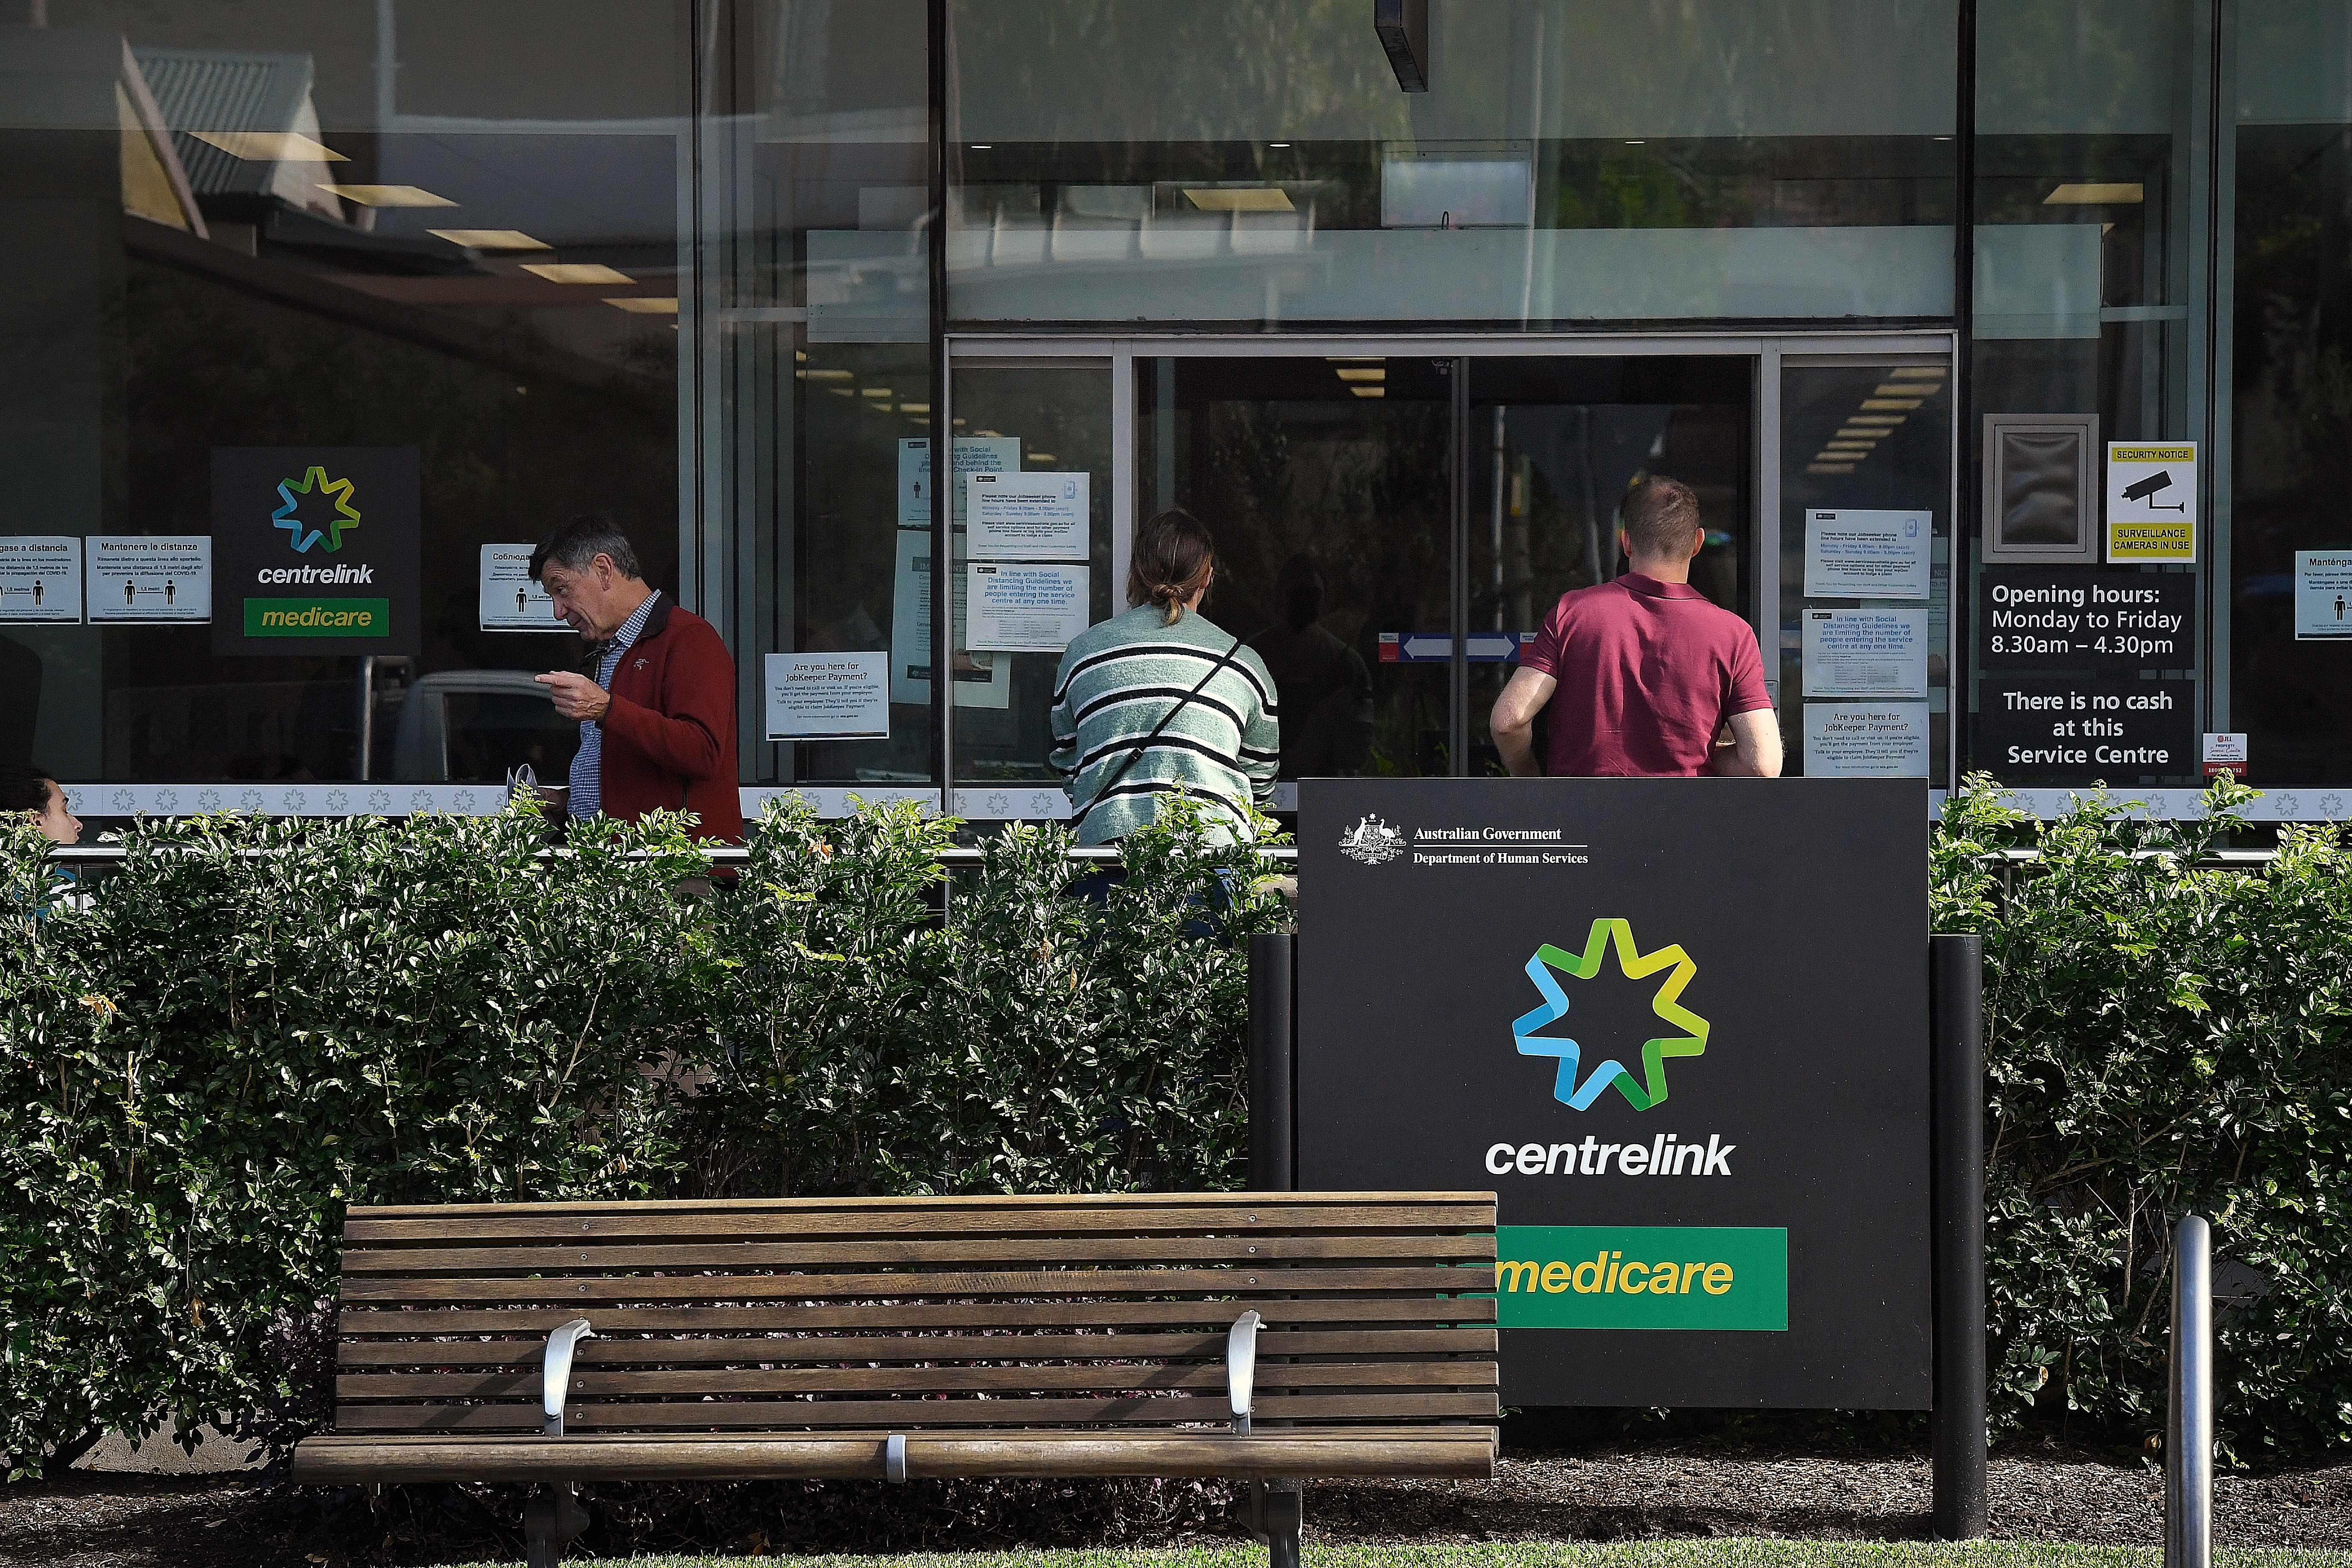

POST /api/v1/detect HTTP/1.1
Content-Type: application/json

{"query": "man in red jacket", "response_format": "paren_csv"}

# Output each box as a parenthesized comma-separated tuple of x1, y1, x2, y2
(530, 516, 744, 843)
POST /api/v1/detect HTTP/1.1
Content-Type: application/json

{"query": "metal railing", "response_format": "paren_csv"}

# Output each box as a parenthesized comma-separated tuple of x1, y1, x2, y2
(2166, 1214, 2213, 1568)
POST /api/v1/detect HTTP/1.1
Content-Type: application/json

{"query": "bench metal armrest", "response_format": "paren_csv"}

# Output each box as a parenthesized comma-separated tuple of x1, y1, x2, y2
(542, 1317, 596, 1437)
(1226, 1309, 1262, 1435)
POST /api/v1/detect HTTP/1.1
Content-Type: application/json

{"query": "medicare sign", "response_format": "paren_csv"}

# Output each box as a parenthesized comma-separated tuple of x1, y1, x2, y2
(1299, 777, 1930, 1409)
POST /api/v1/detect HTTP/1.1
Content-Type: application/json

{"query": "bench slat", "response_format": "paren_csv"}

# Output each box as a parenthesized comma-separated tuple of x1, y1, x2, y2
(331, 1390, 1499, 1432)
(344, 1202, 1494, 1246)
(338, 1297, 1496, 1336)
(337, 1328, 1499, 1367)
(337, 1359, 1497, 1401)
(341, 1264, 1497, 1305)
(290, 1427, 1498, 1484)
(340, 1233, 1495, 1274)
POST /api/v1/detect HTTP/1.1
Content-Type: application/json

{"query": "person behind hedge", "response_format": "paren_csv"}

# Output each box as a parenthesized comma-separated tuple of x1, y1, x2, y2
(529, 515, 745, 844)
(0, 762, 82, 845)
(1049, 508, 1280, 846)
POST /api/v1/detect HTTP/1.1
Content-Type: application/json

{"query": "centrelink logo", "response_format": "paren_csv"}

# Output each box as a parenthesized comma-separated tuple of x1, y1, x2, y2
(273, 465, 360, 553)
(1512, 918, 1708, 1112)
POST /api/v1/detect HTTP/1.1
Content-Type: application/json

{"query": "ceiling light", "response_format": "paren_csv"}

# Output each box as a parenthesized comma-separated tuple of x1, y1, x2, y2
(1351, 386, 1385, 398)
(1807, 463, 1855, 474)
(189, 130, 346, 162)
(1184, 187, 1294, 212)
(899, 402, 931, 414)
(2045, 182, 2143, 204)
(318, 184, 456, 207)
(1028, 453, 1057, 463)
(1335, 368, 1385, 382)
(969, 144, 992, 150)
(1862, 398, 1923, 411)
(1834, 430, 1883, 443)
(1850, 414, 1906, 426)
(1267, 143, 1291, 149)
(605, 297, 678, 314)
(1873, 383, 1935, 397)
(429, 228, 548, 250)
(522, 263, 634, 285)
(1624, 140, 1646, 145)
(861, 388, 893, 398)
(1887, 366, 1945, 380)
(1823, 444, 1873, 455)
(799, 368, 853, 380)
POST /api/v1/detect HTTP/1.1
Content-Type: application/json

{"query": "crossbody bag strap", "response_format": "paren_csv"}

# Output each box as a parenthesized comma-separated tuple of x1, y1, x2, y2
(1083, 632, 1248, 817)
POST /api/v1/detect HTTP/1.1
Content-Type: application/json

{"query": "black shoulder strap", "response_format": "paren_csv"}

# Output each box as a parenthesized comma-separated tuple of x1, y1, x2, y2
(1082, 632, 1248, 821)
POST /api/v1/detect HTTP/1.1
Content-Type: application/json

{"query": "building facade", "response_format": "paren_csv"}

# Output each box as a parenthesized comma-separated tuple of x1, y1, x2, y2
(3, 1, 2347, 825)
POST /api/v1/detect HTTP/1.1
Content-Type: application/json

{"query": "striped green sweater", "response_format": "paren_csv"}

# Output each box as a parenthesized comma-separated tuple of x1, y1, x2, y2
(1049, 604, 1281, 846)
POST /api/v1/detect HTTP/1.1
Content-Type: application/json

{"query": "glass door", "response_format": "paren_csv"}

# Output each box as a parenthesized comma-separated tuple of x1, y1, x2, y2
(1137, 355, 1456, 779)
(1465, 357, 1756, 774)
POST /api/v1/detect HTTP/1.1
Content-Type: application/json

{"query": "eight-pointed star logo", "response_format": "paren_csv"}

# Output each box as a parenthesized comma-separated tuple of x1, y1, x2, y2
(1512, 918, 1709, 1112)
(273, 465, 362, 553)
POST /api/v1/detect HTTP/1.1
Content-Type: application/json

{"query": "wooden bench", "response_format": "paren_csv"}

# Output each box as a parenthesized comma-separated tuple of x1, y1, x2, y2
(290, 1191, 1499, 1566)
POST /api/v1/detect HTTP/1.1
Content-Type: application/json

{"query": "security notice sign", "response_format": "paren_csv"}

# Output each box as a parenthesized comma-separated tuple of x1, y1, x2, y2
(1299, 778, 1930, 1408)
(2106, 443, 2197, 562)
(211, 448, 421, 655)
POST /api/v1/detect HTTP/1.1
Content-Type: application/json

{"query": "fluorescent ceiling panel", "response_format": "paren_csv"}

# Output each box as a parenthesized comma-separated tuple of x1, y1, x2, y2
(521, 263, 635, 285)
(1183, 187, 1294, 212)
(2044, 182, 2143, 204)
(429, 229, 548, 250)
(189, 130, 345, 162)
(319, 184, 456, 207)
(604, 297, 678, 314)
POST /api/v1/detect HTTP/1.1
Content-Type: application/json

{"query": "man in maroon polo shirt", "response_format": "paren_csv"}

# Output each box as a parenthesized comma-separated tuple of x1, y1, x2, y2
(1489, 475, 1782, 778)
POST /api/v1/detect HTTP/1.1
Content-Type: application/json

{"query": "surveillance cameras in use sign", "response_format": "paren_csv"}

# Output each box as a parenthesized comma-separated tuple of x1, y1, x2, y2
(1299, 778, 1930, 1408)
(2105, 442, 2197, 562)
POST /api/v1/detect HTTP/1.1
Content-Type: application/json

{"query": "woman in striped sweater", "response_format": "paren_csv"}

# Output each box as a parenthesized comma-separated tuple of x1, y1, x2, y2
(1049, 509, 1281, 846)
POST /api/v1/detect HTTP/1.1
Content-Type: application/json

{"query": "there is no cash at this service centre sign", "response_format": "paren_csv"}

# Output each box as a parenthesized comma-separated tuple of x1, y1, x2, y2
(212, 448, 421, 656)
(1299, 778, 1931, 1409)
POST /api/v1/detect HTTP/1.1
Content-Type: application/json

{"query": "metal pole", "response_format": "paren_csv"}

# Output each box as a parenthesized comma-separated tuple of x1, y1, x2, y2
(1247, 932, 1294, 1191)
(2167, 1214, 2212, 1568)
(1930, 932, 1987, 1539)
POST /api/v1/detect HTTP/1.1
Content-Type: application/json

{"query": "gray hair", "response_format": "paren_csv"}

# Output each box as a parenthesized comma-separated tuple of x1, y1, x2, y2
(528, 514, 642, 582)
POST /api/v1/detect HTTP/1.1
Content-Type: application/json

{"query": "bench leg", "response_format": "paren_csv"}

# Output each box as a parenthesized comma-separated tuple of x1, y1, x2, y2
(523, 1483, 588, 1568)
(1249, 1478, 1302, 1568)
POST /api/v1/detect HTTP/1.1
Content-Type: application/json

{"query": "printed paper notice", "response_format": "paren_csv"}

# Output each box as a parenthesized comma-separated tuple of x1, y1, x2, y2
(889, 528, 1008, 708)
(1802, 510, 1931, 600)
(966, 471, 1090, 560)
(86, 536, 210, 623)
(0, 536, 82, 622)
(765, 651, 889, 740)
(479, 544, 565, 631)
(1804, 702, 1929, 778)
(2294, 551, 2352, 640)
(1800, 608, 1928, 698)
(899, 435, 1019, 526)
(966, 562, 1090, 652)
(2106, 443, 2197, 562)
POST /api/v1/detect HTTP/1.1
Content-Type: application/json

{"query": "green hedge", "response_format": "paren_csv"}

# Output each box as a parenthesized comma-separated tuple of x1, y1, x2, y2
(3, 778, 2347, 1475)
(0, 798, 1286, 1477)
(1938, 776, 2352, 1461)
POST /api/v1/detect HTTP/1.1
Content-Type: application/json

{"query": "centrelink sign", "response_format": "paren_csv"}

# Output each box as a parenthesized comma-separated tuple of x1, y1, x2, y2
(212, 448, 421, 656)
(1300, 777, 1930, 1409)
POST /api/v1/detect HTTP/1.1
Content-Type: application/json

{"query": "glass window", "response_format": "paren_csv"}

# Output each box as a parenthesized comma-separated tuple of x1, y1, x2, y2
(2228, 0, 2352, 789)
(1964, 0, 2212, 791)
(947, 0, 1958, 328)
(2, 2, 687, 805)
(699, 0, 936, 804)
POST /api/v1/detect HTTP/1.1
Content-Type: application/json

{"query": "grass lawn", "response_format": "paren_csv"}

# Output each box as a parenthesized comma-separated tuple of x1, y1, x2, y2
(454, 1547, 2352, 1568)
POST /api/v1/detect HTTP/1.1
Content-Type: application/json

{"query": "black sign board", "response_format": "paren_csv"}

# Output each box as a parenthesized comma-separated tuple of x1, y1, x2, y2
(1976, 568, 2195, 672)
(1299, 778, 1930, 1409)
(1973, 678, 2197, 783)
(211, 448, 420, 656)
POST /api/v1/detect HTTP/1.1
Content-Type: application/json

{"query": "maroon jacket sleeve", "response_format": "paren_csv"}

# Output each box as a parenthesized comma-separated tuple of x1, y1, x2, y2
(599, 616, 731, 782)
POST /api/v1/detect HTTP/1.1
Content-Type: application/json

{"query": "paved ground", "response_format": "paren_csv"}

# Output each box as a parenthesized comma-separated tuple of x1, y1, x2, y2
(0, 1444, 2343, 1565)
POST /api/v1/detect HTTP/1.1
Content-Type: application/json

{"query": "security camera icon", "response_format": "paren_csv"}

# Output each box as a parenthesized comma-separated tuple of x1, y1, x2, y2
(2121, 470, 2186, 513)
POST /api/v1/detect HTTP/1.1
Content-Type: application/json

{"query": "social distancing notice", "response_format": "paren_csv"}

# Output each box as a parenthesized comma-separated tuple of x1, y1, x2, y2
(2106, 443, 2197, 562)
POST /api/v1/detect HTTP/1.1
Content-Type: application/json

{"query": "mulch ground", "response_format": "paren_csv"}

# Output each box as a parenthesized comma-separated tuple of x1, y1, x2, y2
(2, 1442, 2345, 1565)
